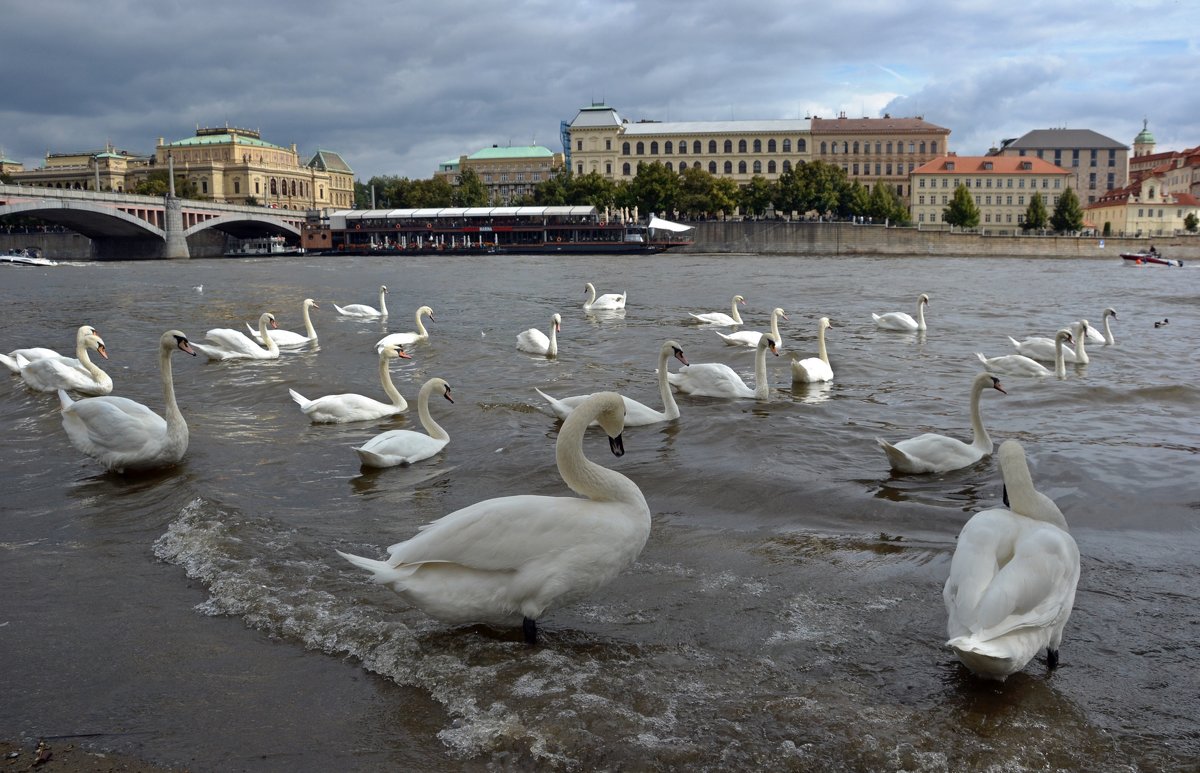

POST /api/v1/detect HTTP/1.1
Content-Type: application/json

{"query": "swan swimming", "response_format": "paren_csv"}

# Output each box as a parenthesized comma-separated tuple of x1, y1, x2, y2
(517, 312, 561, 357)
(873, 293, 929, 331)
(354, 377, 454, 467)
(877, 372, 1007, 474)
(376, 305, 435, 350)
(192, 313, 281, 361)
(790, 317, 833, 383)
(944, 439, 1080, 680)
(1, 324, 100, 374)
(717, 307, 787, 349)
(689, 295, 745, 326)
(58, 330, 196, 473)
(976, 329, 1073, 378)
(289, 344, 412, 423)
(20, 333, 112, 395)
(1082, 307, 1116, 345)
(248, 298, 320, 346)
(1008, 320, 1089, 364)
(535, 340, 689, 426)
(337, 391, 651, 645)
(583, 282, 626, 311)
(335, 285, 388, 319)
(668, 333, 778, 400)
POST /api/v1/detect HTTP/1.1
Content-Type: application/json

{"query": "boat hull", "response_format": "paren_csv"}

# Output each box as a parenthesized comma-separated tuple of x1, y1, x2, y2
(1121, 252, 1183, 267)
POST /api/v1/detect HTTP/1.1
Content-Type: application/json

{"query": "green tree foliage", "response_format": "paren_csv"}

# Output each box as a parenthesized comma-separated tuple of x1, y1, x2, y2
(625, 161, 680, 218)
(867, 183, 910, 225)
(1185, 212, 1198, 232)
(738, 175, 775, 218)
(774, 161, 855, 218)
(943, 184, 980, 228)
(133, 170, 198, 199)
(843, 181, 870, 218)
(1022, 192, 1049, 231)
(569, 171, 619, 209)
(1050, 187, 1085, 233)
(453, 169, 488, 206)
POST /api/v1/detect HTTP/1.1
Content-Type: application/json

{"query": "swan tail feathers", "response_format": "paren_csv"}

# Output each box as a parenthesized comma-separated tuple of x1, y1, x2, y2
(974, 352, 989, 366)
(1007, 336, 1022, 348)
(288, 388, 311, 409)
(871, 313, 883, 323)
(877, 437, 917, 473)
(354, 447, 403, 468)
(946, 635, 1022, 680)
(336, 550, 412, 587)
(57, 388, 76, 411)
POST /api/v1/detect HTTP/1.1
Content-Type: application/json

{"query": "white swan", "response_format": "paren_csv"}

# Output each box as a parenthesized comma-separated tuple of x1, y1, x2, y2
(944, 439, 1080, 680)
(1008, 320, 1089, 364)
(877, 372, 1007, 474)
(517, 312, 561, 357)
(58, 330, 197, 473)
(583, 282, 626, 310)
(21, 333, 112, 395)
(1083, 307, 1116, 345)
(336, 391, 650, 645)
(690, 295, 745, 326)
(717, 307, 787, 349)
(354, 377, 453, 467)
(873, 293, 929, 331)
(1, 324, 100, 373)
(535, 340, 689, 426)
(289, 344, 412, 423)
(668, 333, 778, 400)
(335, 284, 388, 319)
(248, 298, 319, 346)
(977, 329, 1073, 378)
(376, 305, 435, 349)
(192, 313, 281, 361)
(790, 317, 833, 383)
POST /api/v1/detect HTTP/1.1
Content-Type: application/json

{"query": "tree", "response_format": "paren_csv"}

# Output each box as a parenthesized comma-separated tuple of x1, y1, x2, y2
(738, 175, 775, 218)
(1022, 192, 1049, 231)
(843, 181, 870, 219)
(709, 176, 741, 219)
(453, 169, 488, 206)
(625, 161, 680, 218)
(868, 183, 910, 225)
(568, 171, 618, 209)
(1050, 187, 1084, 233)
(133, 170, 197, 199)
(943, 184, 980, 228)
(531, 168, 571, 205)
(676, 167, 719, 218)
(1185, 212, 1199, 233)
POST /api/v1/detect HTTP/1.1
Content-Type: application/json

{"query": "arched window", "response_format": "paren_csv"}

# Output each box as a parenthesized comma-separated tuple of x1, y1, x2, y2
(931, 141, 938, 153)
(820, 141, 827, 154)
(664, 141, 673, 155)
(709, 139, 717, 153)
(767, 160, 776, 174)
(622, 162, 631, 175)
(709, 161, 717, 173)
(782, 159, 792, 172)
(724, 139, 733, 153)
(663, 161, 672, 172)
(908, 142, 915, 153)
(753, 139, 762, 153)
(767, 139, 776, 153)
(270, 178, 278, 195)
(290, 180, 296, 196)
(738, 139, 747, 153)
(797, 138, 806, 152)
(783, 139, 792, 153)
(692, 140, 701, 154)
(753, 160, 762, 174)
(693, 161, 701, 169)
(738, 160, 747, 174)
(650, 141, 659, 154)
(622, 142, 630, 155)
(724, 160, 733, 174)
(636, 142, 644, 155)
(886, 141, 893, 154)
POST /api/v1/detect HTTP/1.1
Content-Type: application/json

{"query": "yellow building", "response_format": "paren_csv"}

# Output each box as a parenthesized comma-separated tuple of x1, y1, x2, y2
(436, 145, 564, 204)
(811, 113, 950, 204)
(7, 144, 147, 191)
(1085, 173, 1200, 237)
(910, 155, 1072, 233)
(1, 152, 26, 178)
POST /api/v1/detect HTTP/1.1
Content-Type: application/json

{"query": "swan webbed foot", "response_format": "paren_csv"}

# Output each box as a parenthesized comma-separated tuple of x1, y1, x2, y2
(1046, 648, 1060, 670)
(523, 616, 538, 647)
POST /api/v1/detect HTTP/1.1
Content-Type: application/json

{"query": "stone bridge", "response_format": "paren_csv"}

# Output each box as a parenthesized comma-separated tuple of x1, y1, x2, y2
(0, 183, 307, 259)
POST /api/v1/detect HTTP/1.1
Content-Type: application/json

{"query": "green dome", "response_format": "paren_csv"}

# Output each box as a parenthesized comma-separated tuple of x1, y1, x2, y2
(1134, 119, 1155, 145)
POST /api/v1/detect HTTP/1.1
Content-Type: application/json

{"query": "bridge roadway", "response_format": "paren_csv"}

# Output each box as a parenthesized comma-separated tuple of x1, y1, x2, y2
(0, 183, 306, 259)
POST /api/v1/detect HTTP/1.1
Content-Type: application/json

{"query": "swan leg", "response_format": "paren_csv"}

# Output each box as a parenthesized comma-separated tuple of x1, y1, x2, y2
(523, 616, 538, 646)
(1047, 648, 1060, 670)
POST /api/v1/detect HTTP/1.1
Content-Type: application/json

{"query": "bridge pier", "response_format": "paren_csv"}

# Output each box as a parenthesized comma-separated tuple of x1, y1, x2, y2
(163, 195, 191, 259)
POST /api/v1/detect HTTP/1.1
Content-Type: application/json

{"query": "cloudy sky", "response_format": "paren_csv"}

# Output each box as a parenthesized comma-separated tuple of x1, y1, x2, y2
(4, 1, 1197, 182)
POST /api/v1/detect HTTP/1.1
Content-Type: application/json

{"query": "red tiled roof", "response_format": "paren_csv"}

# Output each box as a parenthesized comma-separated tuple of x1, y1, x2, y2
(912, 156, 1068, 174)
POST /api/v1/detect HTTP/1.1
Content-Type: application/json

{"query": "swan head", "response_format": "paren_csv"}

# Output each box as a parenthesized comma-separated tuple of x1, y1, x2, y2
(1056, 328, 1074, 344)
(982, 373, 1007, 395)
(552, 312, 562, 332)
(164, 330, 197, 356)
(762, 333, 780, 355)
(1077, 319, 1090, 338)
(773, 307, 788, 321)
(380, 344, 412, 361)
(82, 334, 109, 360)
(380, 285, 388, 294)
(664, 340, 688, 366)
(584, 282, 596, 295)
(591, 392, 628, 457)
(303, 298, 319, 309)
(419, 305, 435, 321)
(437, 378, 454, 404)
(77, 324, 100, 340)
(1104, 307, 1116, 319)
(819, 316, 832, 331)
(918, 293, 930, 306)
(734, 295, 746, 305)
(258, 312, 278, 330)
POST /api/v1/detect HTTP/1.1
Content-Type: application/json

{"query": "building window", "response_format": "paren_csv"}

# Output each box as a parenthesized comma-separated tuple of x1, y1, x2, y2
(875, 141, 882, 154)
(709, 161, 717, 174)
(783, 139, 792, 153)
(605, 162, 612, 174)
(767, 139, 776, 153)
(664, 141, 673, 155)
(798, 139, 806, 152)
(931, 141, 937, 153)
(577, 163, 584, 174)
(724, 160, 733, 174)
(576, 140, 583, 151)
(738, 160, 747, 174)
(753, 160, 762, 174)
(622, 142, 630, 155)
(664, 161, 673, 172)
(636, 142, 644, 155)
(753, 139, 762, 153)
(820, 141, 827, 155)
(605, 139, 611, 150)
(724, 139, 733, 153)
(886, 141, 893, 154)
(782, 160, 792, 172)
(622, 162, 631, 176)
(738, 139, 747, 153)
(853, 163, 860, 175)
(233, 180, 240, 194)
(650, 141, 659, 154)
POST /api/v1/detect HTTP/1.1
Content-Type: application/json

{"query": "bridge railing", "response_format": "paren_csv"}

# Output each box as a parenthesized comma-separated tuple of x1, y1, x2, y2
(0, 182, 307, 218)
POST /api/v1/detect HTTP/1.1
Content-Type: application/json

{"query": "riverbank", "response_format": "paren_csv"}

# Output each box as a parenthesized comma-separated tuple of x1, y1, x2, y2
(1, 740, 180, 772)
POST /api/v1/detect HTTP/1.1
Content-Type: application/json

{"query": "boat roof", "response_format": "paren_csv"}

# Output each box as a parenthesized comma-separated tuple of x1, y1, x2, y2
(332, 206, 598, 220)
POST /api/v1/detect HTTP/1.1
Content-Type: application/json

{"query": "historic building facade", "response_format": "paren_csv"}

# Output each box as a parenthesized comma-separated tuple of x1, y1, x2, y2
(1084, 172, 1200, 237)
(565, 104, 950, 207)
(992, 128, 1128, 205)
(910, 155, 1073, 233)
(436, 145, 564, 204)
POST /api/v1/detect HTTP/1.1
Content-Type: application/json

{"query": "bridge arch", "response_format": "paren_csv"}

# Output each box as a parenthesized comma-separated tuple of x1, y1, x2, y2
(183, 213, 302, 240)
(0, 201, 164, 239)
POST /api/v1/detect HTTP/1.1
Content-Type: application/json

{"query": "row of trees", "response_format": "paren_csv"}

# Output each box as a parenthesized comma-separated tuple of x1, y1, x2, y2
(943, 185, 1087, 233)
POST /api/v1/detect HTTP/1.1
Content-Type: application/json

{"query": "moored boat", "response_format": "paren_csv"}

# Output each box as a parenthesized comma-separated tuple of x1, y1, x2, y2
(225, 236, 306, 257)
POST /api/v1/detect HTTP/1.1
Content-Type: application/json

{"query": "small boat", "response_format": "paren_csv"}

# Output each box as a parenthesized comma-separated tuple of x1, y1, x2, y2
(1121, 251, 1184, 267)
(0, 249, 57, 267)
(224, 236, 306, 257)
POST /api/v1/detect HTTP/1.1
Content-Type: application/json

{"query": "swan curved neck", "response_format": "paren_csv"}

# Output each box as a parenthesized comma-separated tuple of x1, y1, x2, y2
(916, 299, 927, 330)
(302, 303, 316, 338)
(968, 377, 992, 452)
(999, 448, 1069, 531)
(657, 346, 680, 419)
(416, 380, 447, 439)
(1103, 314, 1114, 345)
(754, 341, 771, 399)
(415, 308, 428, 336)
(379, 355, 407, 409)
(160, 342, 187, 443)
(816, 324, 829, 365)
(1054, 335, 1067, 378)
(1074, 324, 1088, 362)
(556, 402, 646, 508)
(730, 298, 743, 325)
(378, 288, 388, 316)
(258, 317, 279, 353)
(770, 310, 782, 339)
(76, 337, 104, 379)
(548, 321, 558, 356)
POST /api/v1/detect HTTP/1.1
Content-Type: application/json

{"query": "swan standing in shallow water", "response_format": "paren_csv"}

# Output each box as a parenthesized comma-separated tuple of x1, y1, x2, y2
(717, 307, 787, 349)
(977, 329, 1073, 378)
(517, 313, 561, 356)
(877, 372, 1007, 474)
(690, 295, 745, 325)
(289, 344, 412, 423)
(536, 340, 689, 426)
(337, 391, 650, 645)
(192, 313, 281, 361)
(1, 324, 99, 373)
(1009, 320, 1089, 364)
(669, 333, 778, 399)
(873, 293, 929, 331)
(583, 282, 626, 310)
(20, 334, 112, 395)
(790, 317, 833, 383)
(944, 439, 1080, 680)
(248, 298, 320, 346)
(335, 284, 388, 319)
(376, 305, 435, 349)
(58, 330, 196, 473)
(354, 377, 453, 467)
(1082, 307, 1117, 345)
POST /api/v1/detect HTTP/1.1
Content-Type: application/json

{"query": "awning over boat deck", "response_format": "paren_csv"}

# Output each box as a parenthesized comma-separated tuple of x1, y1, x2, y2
(332, 205, 599, 221)
(648, 216, 693, 233)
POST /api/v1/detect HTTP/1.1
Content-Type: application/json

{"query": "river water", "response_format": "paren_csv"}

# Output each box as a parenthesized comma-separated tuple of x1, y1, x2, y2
(1, 251, 1196, 771)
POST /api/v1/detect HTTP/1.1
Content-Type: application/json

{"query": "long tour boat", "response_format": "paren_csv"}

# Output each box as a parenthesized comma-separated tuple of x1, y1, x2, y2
(302, 206, 694, 255)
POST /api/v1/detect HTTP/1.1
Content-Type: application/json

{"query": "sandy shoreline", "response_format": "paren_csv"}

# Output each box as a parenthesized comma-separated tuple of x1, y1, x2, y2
(2, 740, 180, 772)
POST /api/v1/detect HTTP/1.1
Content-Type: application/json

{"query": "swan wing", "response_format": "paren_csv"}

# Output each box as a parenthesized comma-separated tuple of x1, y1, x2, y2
(335, 303, 380, 317)
(976, 353, 1051, 377)
(20, 358, 111, 394)
(690, 312, 734, 325)
(534, 388, 590, 420)
(878, 433, 981, 474)
(377, 332, 419, 348)
(968, 523, 1080, 641)
(791, 356, 832, 383)
(61, 394, 167, 459)
(716, 330, 761, 347)
(516, 328, 550, 353)
(295, 392, 396, 423)
(355, 430, 448, 467)
(668, 363, 751, 398)
(873, 312, 918, 330)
